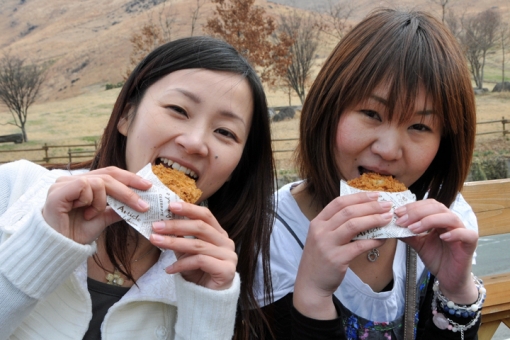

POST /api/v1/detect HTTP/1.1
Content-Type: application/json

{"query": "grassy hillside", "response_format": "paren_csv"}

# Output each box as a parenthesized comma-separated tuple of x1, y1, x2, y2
(0, 0, 509, 168)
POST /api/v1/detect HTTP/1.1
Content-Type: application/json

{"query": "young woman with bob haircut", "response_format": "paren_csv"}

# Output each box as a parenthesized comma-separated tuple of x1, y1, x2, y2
(257, 8, 482, 339)
(0, 36, 274, 339)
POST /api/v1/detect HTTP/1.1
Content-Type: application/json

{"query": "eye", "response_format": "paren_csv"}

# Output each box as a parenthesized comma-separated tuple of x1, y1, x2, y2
(168, 105, 188, 118)
(360, 110, 381, 121)
(215, 128, 238, 141)
(409, 123, 432, 132)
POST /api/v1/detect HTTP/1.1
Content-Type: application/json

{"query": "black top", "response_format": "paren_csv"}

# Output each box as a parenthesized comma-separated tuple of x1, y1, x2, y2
(83, 277, 130, 340)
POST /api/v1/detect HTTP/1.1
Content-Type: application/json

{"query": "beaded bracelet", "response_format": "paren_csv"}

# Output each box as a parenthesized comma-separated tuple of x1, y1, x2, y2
(431, 274, 486, 340)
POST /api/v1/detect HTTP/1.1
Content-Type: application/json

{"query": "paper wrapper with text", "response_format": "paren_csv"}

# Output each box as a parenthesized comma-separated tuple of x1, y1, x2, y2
(340, 180, 417, 239)
(106, 163, 182, 241)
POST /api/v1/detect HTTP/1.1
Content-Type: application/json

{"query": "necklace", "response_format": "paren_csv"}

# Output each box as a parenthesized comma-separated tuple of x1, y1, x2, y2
(367, 248, 380, 262)
(105, 246, 157, 286)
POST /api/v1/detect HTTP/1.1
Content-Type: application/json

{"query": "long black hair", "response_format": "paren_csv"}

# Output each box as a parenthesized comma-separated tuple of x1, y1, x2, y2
(68, 36, 275, 339)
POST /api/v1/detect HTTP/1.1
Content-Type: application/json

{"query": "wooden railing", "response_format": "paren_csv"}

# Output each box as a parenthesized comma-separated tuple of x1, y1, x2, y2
(0, 141, 98, 164)
(461, 179, 510, 339)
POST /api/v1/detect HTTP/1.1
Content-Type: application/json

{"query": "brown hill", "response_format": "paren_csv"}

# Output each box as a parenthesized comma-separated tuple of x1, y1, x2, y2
(0, 0, 508, 103)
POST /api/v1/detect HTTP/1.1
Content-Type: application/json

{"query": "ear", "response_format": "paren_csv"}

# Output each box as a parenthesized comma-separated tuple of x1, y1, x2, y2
(117, 105, 134, 137)
(117, 115, 129, 136)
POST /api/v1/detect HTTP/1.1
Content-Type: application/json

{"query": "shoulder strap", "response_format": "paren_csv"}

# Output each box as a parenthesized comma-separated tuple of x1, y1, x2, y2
(275, 213, 304, 249)
(404, 245, 417, 339)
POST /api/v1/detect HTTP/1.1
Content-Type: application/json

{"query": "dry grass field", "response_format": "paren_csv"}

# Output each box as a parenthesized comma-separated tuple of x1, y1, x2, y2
(0, 0, 509, 173)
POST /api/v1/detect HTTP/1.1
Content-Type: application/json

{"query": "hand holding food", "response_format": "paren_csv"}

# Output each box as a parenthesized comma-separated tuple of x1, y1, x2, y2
(42, 167, 152, 245)
(342, 173, 416, 239)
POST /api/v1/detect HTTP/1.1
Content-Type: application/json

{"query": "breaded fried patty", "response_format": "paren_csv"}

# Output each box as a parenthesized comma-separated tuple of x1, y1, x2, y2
(347, 173, 407, 192)
(152, 164, 202, 203)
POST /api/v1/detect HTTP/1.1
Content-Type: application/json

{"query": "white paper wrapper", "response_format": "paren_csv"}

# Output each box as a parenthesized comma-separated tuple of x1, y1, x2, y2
(340, 179, 417, 239)
(106, 163, 183, 241)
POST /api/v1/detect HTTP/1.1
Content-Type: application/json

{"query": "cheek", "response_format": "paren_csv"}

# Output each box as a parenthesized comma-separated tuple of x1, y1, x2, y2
(409, 139, 440, 179)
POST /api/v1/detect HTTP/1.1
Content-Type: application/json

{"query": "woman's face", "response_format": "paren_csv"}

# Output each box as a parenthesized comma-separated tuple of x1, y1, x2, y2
(334, 84, 442, 188)
(118, 68, 253, 202)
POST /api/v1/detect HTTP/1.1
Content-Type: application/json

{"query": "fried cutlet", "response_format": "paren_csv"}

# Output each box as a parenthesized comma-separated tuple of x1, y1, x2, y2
(152, 164, 202, 203)
(347, 173, 407, 192)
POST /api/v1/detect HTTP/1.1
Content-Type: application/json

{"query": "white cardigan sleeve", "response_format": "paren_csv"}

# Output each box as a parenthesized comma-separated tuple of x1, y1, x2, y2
(174, 272, 241, 340)
(0, 160, 96, 339)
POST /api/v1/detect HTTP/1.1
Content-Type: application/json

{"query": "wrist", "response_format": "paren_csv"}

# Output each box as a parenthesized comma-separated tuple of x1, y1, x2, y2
(431, 274, 486, 336)
(438, 277, 479, 305)
(293, 284, 337, 320)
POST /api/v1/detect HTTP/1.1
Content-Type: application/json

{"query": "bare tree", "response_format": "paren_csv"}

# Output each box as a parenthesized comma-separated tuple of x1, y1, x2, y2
(500, 23, 510, 84)
(459, 8, 502, 89)
(124, 1, 177, 79)
(429, 0, 453, 23)
(445, 9, 462, 38)
(317, 0, 354, 41)
(278, 11, 321, 104)
(190, 0, 207, 37)
(0, 53, 46, 142)
(156, 0, 176, 41)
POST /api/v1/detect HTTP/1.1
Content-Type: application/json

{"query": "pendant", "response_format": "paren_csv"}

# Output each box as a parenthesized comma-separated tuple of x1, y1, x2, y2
(367, 248, 380, 262)
(106, 269, 124, 286)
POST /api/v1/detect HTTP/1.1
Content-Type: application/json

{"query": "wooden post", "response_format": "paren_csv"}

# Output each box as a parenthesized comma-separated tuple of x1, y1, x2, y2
(68, 148, 72, 163)
(43, 143, 49, 163)
(503, 116, 507, 136)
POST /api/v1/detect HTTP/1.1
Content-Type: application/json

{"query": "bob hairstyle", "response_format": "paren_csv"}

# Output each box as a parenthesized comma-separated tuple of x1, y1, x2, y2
(297, 8, 476, 209)
(69, 36, 275, 339)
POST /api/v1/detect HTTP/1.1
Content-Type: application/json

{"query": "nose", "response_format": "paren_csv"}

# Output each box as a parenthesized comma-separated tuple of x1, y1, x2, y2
(175, 130, 208, 156)
(370, 128, 403, 161)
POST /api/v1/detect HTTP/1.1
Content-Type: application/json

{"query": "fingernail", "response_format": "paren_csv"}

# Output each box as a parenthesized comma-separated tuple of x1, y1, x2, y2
(152, 221, 165, 232)
(408, 221, 421, 231)
(379, 201, 393, 209)
(395, 214, 408, 226)
(367, 192, 380, 199)
(138, 199, 149, 210)
(169, 202, 183, 211)
(381, 212, 393, 220)
(151, 234, 164, 243)
(141, 179, 153, 186)
(394, 206, 406, 215)
(440, 232, 451, 240)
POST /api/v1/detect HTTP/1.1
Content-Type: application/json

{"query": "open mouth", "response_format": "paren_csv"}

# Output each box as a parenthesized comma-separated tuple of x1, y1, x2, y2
(156, 157, 198, 180)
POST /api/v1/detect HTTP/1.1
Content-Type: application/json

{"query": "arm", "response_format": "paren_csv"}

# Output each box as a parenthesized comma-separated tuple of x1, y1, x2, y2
(149, 202, 239, 338)
(261, 293, 346, 339)
(0, 207, 96, 339)
(0, 162, 152, 338)
(417, 275, 480, 340)
(396, 198, 481, 338)
(292, 192, 392, 319)
(173, 272, 240, 340)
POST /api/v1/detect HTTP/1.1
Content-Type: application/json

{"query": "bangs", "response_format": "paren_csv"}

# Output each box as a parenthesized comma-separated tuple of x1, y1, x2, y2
(338, 11, 463, 133)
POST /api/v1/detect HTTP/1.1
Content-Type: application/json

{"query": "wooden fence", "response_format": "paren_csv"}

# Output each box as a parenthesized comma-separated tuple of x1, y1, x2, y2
(0, 117, 508, 165)
(476, 116, 509, 136)
(461, 179, 510, 339)
(0, 141, 98, 164)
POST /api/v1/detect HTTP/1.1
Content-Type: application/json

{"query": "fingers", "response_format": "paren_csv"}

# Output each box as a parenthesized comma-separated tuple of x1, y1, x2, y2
(319, 191, 381, 221)
(54, 169, 151, 214)
(167, 201, 228, 236)
(311, 199, 393, 244)
(395, 199, 464, 234)
(167, 254, 237, 289)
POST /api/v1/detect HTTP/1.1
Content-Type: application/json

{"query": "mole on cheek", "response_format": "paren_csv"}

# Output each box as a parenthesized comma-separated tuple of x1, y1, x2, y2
(215, 155, 218, 159)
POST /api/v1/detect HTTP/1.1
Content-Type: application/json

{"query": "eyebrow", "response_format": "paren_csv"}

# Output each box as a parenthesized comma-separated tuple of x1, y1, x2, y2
(370, 94, 435, 115)
(173, 88, 247, 127)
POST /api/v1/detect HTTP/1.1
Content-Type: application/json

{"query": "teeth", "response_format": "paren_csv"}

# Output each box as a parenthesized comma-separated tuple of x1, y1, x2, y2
(159, 158, 198, 179)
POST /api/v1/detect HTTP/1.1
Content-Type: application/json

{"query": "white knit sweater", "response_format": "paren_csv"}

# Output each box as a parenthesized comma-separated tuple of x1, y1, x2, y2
(0, 160, 240, 340)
